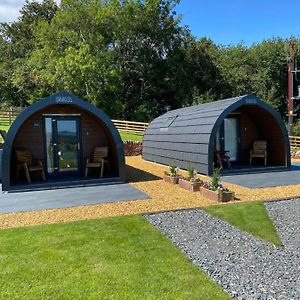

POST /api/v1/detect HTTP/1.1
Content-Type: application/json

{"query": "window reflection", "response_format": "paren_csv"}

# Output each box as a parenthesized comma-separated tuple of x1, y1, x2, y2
(57, 120, 78, 171)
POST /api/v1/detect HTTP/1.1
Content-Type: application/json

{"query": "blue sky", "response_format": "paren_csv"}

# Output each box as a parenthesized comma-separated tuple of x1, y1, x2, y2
(176, 0, 300, 46)
(1, 0, 299, 46)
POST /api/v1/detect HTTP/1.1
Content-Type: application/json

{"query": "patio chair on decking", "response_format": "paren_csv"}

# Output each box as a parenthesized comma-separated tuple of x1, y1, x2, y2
(85, 146, 110, 178)
(16, 149, 46, 183)
(250, 140, 267, 166)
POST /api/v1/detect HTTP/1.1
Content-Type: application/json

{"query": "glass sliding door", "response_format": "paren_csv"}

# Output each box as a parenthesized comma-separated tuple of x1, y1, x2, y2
(45, 117, 55, 174)
(57, 119, 79, 172)
(44, 116, 81, 176)
(224, 117, 239, 162)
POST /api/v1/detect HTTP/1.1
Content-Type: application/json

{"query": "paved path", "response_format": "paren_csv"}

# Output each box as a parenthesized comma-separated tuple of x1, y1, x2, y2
(222, 164, 300, 188)
(0, 183, 149, 214)
(145, 199, 300, 300)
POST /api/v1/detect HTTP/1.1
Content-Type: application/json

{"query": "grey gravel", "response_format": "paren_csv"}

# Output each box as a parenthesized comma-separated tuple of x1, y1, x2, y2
(144, 199, 300, 300)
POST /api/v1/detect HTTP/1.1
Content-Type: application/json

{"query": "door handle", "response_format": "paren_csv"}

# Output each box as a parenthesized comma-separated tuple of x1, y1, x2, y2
(78, 142, 80, 150)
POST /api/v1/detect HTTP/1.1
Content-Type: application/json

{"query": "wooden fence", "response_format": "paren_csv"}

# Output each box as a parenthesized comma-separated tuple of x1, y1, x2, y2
(112, 119, 149, 135)
(3, 106, 300, 148)
(289, 136, 300, 152)
(0, 107, 23, 127)
(0, 108, 149, 142)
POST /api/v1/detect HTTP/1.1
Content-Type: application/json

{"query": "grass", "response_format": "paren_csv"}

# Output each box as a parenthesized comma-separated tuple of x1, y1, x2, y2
(119, 131, 143, 142)
(204, 201, 282, 246)
(0, 215, 230, 300)
(0, 122, 9, 131)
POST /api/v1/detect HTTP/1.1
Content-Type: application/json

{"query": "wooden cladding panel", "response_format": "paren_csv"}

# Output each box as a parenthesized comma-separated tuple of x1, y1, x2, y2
(239, 111, 258, 164)
(13, 115, 44, 159)
(12, 104, 117, 175)
(236, 106, 286, 166)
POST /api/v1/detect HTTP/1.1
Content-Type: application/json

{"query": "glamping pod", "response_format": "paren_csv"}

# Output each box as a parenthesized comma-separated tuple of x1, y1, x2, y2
(142, 94, 291, 175)
(1, 91, 126, 191)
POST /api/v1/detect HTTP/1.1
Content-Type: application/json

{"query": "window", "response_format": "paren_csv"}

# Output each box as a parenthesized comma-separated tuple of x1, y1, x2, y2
(161, 115, 178, 128)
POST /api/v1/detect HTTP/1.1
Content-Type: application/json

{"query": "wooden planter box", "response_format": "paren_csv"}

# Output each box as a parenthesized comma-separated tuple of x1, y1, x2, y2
(178, 178, 201, 192)
(200, 187, 234, 202)
(163, 175, 179, 184)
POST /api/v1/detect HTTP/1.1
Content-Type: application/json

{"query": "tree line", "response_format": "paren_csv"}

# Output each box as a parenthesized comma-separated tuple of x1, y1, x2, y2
(0, 0, 299, 122)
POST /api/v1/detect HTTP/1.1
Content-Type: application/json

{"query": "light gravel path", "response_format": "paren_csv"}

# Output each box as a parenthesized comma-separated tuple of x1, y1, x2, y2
(144, 199, 300, 300)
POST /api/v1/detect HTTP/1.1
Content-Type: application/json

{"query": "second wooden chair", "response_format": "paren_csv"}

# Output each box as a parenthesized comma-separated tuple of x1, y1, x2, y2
(85, 146, 109, 178)
(16, 149, 46, 183)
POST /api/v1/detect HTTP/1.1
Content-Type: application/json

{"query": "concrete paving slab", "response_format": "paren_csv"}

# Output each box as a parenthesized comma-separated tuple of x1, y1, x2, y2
(221, 163, 300, 188)
(0, 183, 149, 214)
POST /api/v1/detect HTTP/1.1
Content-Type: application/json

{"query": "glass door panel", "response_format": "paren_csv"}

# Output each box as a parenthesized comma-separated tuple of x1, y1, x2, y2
(44, 117, 81, 176)
(45, 117, 55, 174)
(224, 118, 239, 161)
(57, 120, 78, 172)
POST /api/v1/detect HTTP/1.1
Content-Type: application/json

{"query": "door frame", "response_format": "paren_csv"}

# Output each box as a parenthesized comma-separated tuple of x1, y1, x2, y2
(218, 116, 240, 164)
(43, 115, 82, 177)
(224, 115, 240, 163)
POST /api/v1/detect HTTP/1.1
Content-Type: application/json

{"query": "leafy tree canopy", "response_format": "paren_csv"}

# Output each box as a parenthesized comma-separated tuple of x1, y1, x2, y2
(0, 0, 299, 122)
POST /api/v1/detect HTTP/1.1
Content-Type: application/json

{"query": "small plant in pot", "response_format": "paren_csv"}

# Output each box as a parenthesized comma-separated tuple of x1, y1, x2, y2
(178, 165, 202, 192)
(163, 164, 180, 184)
(201, 168, 235, 202)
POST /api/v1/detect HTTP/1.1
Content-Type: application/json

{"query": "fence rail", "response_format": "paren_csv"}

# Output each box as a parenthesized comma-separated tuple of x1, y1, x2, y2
(289, 135, 300, 152)
(2, 108, 300, 148)
(0, 108, 23, 127)
(112, 119, 149, 135)
(0, 108, 149, 141)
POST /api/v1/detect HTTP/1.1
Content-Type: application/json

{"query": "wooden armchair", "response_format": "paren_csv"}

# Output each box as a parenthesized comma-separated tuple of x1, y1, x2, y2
(250, 140, 267, 166)
(16, 150, 46, 183)
(85, 146, 109, 178)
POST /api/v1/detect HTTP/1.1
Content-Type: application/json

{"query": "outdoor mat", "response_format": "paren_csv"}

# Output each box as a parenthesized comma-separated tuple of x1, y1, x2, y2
(222, 163, 300, 188)
(0, 183, 149, 214)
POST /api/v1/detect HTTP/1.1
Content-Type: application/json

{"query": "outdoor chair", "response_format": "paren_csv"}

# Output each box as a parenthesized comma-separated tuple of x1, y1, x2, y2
(214, 150, 231, 169)
(85, 146, 110, 178)
(250, 140, 267, 166)
(16, 149, 46, 183)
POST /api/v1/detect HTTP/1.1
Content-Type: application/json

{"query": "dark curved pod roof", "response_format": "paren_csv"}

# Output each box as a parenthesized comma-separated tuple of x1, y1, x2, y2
(142, 94, 291, 175)
(1, 91, 126, 190)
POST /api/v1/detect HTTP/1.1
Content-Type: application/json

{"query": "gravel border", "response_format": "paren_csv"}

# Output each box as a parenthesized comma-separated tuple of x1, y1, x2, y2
(3, 156, 300, 229)
(144, 199, 300, 300)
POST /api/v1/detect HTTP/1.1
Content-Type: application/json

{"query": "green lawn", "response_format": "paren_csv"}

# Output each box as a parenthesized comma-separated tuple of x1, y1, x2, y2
(0, 215, 230, 300)
(0, 122, 9, 130)
(119, 131, 143, 142)
(204, 201, 282, 246)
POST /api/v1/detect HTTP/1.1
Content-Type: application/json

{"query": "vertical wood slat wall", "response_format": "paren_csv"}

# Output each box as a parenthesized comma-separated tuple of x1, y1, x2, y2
(11, 105, 114, 178)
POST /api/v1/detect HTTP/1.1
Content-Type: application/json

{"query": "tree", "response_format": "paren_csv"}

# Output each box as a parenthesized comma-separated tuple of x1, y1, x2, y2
(0, 0, 58, 106)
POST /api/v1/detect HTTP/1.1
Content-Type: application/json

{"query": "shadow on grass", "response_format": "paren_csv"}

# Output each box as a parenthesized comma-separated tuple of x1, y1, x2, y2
(126, 165, 161, 183)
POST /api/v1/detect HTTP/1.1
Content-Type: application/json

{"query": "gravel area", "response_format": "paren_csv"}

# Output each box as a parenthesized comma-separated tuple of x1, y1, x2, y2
(2, 156, 300, 229)
(144, 199, 300, 300)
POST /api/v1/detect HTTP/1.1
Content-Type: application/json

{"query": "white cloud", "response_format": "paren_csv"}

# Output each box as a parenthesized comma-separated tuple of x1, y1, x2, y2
(0, 0, 24, 23)
(0, 0, 60, 23)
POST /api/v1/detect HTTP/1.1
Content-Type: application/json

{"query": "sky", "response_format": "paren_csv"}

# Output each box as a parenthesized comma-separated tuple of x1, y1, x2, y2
(0, 0, 299, 46)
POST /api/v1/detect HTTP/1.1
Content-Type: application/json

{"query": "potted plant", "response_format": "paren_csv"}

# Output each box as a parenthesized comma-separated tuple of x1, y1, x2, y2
(163, 164, 180, 184)
(201, 168, 234, 202)
(178, 165, 202, 192)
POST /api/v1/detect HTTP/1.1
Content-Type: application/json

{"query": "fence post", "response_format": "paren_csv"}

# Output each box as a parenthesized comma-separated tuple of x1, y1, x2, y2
(9, 107, 13, 125)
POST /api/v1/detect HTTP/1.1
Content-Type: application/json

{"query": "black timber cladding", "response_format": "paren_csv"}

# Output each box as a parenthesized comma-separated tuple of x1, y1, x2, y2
(142, 94, 291, 175)
(1, 91, 126, 191)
